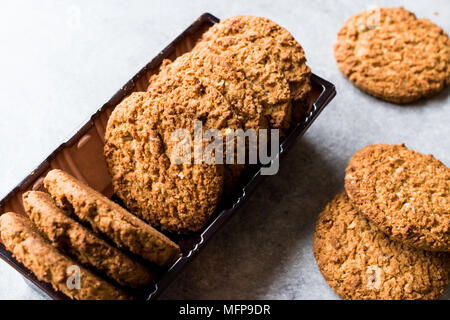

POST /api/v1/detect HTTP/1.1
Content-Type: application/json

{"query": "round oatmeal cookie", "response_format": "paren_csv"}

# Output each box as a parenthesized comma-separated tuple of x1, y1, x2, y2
(334, 7, 450, 103)
(44, 169, 181, 264)
(148, 50, 266, 131)
(345, 144, 450, 251)
(194, 35, 292, 133)
(313, 192, 450, 300)
(199, 15, 311, 116)
(148, 50, 268, 193)
(0, 212, 130, 300)
(105, 90, 228, 233)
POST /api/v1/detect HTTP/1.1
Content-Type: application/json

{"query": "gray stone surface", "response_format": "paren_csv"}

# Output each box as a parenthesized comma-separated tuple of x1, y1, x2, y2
(0, 0, 448, 300)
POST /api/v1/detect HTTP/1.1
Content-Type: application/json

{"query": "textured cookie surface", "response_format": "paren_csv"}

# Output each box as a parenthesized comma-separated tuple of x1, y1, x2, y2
(335, 7, 450, 103)
(105, 90, 226, 233)
(148, 50, 266, 131)
(147, 50, 265, 193)
(194, 36, 292, 133)
(43, 169, 181, 264)
(22, 191, 153, 288)
(345, 144, 450, 251)
(199, 15, 311, 114)
(313, 192, 450, 300)
(0, 212, 129, 300)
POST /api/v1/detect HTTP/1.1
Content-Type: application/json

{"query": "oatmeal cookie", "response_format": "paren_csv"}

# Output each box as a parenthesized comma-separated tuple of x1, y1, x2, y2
(334, 7, 450, 103)
(148, 50, 266, 131)
(23, 191, 154, 288)
(43, 169, 181, 264)
(0, 212, 130, 300)
(194, 36, 292, 133)
(148, 50, 266, 193)
(199, 15, 311, 118)
(313, 192, 450, 300)
(104, 91, 226, 233)
(345, 144, 450, 251)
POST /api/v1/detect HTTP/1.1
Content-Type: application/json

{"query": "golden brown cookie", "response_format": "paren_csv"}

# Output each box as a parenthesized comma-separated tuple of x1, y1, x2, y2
(43, 169, 181, 264)
(104, 91, 226, 233)
(199, 15, 311, 119)
(147, 50, 266, 194)
(345, 144, 450, 252)
(0, 212, 130, 300)
(194, 36, 292, 133)
(22, 191, 153, 288)
(334, 7, 450, 103)
(313, 192, 450, 300)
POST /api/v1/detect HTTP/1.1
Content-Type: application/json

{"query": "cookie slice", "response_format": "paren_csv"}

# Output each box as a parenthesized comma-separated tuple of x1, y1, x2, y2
(345, 144, 450, 252)
(0, 212, 130, 300)
(199, 15, 311, 118)
(194, 36, 292, 133)
(313, 192, 450, 300)
(335, 7, 450, 103)
(43, 169, 181, 265)
(23, 191, 153, 288)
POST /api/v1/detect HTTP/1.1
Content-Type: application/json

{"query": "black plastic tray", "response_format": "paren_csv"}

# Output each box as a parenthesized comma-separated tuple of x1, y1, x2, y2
(0, 13, 336, 300)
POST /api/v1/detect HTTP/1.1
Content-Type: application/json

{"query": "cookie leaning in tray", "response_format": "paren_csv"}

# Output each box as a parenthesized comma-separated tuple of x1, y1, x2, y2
(43, 169, 181, 265)
(313, 192, 450, 300)
(0, 212, 130, 300)
(345, 143, 450, 252)
(334, 7, 450, 103)
(22, 191, 154, 288)
(147, 50, 268, 194)
(198, 15, 311, 120)
(194, 36, 292, 134)
(105, 90, 227, 234)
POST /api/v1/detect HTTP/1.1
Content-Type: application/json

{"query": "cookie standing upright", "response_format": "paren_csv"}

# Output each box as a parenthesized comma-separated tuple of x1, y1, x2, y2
(147, 50, 267, 193)
(105, 89, 227, 234)
(199, 15, 311, 121)
(148, 50, 267, 131)
(313, 192, 450, 300)
(345, 144, 450, 252)
(335, 7, 450, 103)
(194, 36, 292, 134)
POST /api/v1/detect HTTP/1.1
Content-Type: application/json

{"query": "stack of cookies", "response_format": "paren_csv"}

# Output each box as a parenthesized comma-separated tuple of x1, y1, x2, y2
(104, 15, 311, 234)
(0, 169, 181, 300)
(313, 144, 450, 300)
(0, 16, 311, 300)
